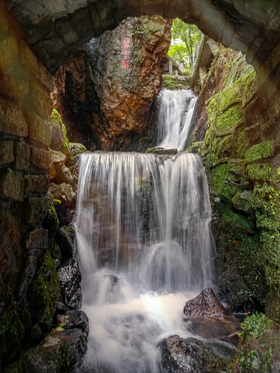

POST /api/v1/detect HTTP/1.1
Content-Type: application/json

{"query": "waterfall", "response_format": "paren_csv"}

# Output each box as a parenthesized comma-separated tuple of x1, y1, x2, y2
(75, 151, 215, 372)
(156, 89, 197, 151)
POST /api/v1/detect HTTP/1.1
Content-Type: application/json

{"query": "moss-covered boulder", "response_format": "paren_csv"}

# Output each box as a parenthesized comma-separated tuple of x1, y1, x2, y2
(27, 251, 60, 329)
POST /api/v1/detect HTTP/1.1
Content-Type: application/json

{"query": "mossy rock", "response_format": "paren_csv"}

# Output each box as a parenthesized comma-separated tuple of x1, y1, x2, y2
(245, 141, 272, 163)
(49, 109, 70, 158)
(162, 74, 190, 90)
(0, 307, 25, 367)
(27, 251, 60, 328)
(210, 163, 238, 202)
(246, 163, 272, 181)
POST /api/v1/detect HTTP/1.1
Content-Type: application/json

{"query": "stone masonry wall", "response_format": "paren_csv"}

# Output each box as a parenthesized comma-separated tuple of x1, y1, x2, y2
(0, 6, 55, 369)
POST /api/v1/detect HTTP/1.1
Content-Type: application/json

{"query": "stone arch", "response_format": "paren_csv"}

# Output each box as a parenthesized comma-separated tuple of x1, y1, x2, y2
(5, 0, 280, 72)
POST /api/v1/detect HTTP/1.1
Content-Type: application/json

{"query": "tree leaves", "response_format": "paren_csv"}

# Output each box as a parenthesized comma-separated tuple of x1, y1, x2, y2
(167, 19, 201, 74)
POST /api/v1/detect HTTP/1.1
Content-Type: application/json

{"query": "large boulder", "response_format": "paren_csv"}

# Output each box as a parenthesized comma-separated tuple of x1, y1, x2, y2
(54, 16, 171, 151)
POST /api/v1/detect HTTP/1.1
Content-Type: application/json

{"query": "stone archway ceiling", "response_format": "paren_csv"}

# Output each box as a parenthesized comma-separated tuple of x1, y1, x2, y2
(5, 0, 280, 72)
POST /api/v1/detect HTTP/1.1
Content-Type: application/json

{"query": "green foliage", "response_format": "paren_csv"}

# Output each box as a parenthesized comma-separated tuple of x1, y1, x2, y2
(167, 18, 201, 73)
(237, 348, 272, 372)
(239, 313, 273, 340)
(230, 314, 274, 372)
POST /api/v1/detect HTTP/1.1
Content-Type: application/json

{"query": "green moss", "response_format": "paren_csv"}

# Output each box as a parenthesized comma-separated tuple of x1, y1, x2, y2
(185, 141, 203, 155)
(232, 190, 252, 212)
(228, 159, 246, 177)
(216, 105, 242, 130)
(0, 307, 25, 365)
(146, 147, 164, 153)
(61, 123, 69, 151)
(210, 135, 231, 163)
(245, 141, 272, 163)
(49, 108, 62, 126)
(216, 82, 242, 111)
(235, 127, 249, 159)
(28, 251, 60, 326)
(210, 163, 237, 201)
(246, 163, 271, 181)
(241, 70, 257, 105)
(210, 164, 228, 193)
(162, 74, 189, 90)
(220, 205, 255, 237)
(49, 205, 59, 226)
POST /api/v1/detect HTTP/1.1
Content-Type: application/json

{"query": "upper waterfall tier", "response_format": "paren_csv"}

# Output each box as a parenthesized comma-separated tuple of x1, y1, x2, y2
(156, 89, 197, 151)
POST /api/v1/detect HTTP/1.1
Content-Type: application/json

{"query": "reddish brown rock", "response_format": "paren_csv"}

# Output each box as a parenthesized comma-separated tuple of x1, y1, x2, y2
(54, 16, 171, 151)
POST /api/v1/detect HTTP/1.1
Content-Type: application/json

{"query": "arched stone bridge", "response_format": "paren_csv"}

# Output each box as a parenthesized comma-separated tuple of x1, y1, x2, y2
(5, 0, 280, 72)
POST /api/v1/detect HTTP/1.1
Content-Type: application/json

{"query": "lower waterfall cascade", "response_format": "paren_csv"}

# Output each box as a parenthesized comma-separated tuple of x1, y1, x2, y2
(75, 150, 216, 372)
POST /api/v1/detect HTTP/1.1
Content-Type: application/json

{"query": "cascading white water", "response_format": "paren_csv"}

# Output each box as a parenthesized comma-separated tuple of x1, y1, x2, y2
(156, 89, 197, 151)
(75, 151, 215, 372)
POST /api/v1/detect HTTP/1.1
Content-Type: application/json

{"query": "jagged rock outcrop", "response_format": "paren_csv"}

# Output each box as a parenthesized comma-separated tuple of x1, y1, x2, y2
(54, 16, 171, 151)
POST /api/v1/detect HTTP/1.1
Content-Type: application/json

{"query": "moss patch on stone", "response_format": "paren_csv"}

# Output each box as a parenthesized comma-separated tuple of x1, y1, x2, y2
(28, 251, 60, 327)
(216, 105, 242, 130)
(246, 163, 271, 181)
(162, 74, 190, 90)
(245, 141, 272, 163)
(0, 307, 25, 366)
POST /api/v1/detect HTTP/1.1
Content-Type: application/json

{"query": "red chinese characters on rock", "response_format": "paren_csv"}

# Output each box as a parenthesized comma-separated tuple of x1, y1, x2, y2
(121, 38, 130, 70)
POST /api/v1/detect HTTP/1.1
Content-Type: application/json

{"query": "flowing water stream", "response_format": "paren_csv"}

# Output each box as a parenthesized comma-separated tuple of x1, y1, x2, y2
(157, 89, 197, 151)
(75, 90, 217, 372)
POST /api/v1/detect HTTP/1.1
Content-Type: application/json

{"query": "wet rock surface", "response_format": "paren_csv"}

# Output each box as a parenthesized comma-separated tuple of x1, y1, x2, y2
(184, 288, 227, 320)
(4, 310, 89, 373)
(161, 335, 231, 373)
(58, 259, 82, 311)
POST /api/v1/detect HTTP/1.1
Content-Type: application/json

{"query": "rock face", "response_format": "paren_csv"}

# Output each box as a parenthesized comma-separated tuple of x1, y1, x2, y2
(183, 288, 227, 320)
(161, 335, 230, 373)
(54, 16, 171, 151)
(189, 44, 280, 321)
